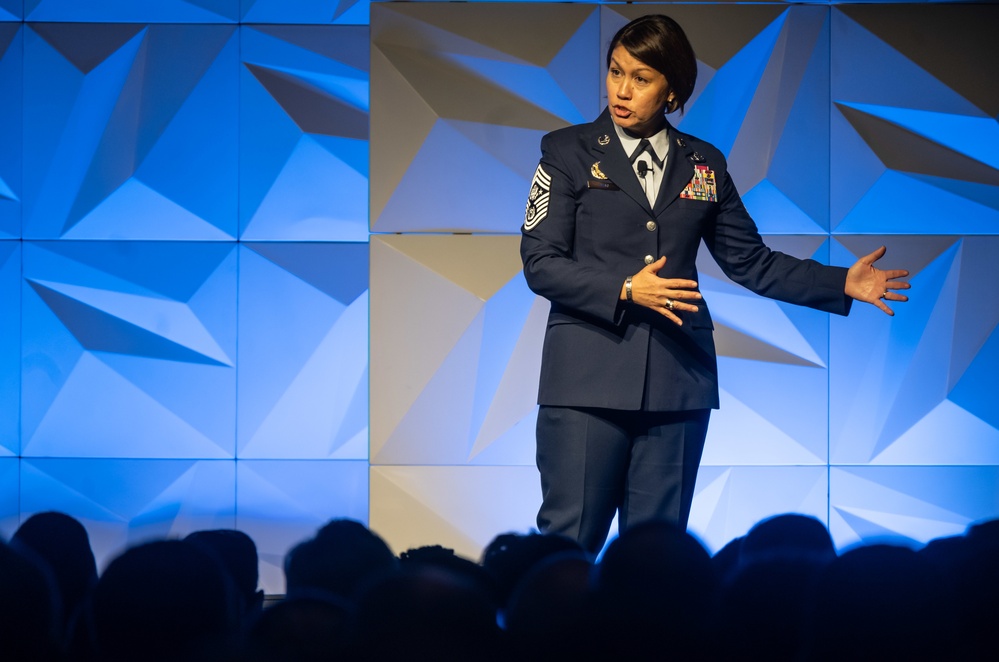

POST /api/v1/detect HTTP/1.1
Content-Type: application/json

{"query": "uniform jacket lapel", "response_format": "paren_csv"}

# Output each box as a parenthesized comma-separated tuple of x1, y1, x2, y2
(584, 110, 651, 213)
(654, 123, 695, 216)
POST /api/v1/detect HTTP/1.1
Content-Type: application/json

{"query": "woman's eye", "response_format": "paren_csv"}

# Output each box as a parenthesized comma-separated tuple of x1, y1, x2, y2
(635, 77, 648, 85)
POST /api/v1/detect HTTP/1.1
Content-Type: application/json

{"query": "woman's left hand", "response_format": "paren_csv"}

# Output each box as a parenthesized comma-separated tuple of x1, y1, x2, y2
(845, 245, 910, 316)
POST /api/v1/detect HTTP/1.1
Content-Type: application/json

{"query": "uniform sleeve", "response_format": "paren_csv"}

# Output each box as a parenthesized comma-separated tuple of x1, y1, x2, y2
(519, 134, 628, 325)
(704, 157, 852, 316)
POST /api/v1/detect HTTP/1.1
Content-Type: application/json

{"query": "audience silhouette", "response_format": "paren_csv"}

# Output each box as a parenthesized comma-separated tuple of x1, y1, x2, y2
(2, 511, 996, 660)
(88, 539, 239, 662)
(11, 511, 98, 643)
(185, 528, 265, 626)
(0, 540, 62, 662)
(284, 518, 397, 604)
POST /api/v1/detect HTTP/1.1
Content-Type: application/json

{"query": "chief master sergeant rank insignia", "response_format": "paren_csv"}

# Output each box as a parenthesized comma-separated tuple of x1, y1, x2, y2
(524, 164, 552, 231)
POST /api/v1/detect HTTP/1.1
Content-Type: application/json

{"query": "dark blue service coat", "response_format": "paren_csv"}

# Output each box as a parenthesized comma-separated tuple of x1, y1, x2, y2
(520, 108, 852, 412)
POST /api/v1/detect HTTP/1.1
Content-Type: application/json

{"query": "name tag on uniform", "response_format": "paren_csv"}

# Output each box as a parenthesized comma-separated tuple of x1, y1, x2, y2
(587, 180, 620, 190)
(680, 165, 717, 202)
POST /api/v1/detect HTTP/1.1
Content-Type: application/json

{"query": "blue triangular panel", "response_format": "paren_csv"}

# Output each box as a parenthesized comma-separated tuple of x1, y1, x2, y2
(832, 12, 981, 116)
(446, 53, 588, 125)
(949, 325, 999, 431)
(836, 171, 999, 234)
(239, 66, 304, 231)
(380, 119, 530, 232)
(241, 135, 368, 242)
(768, 13, 829, 228)
(906, 173, 999, 213)
(30, 29, 145, 237)
(334, 1, 369, 25)
(311, 134, 368, 177)
(742, 179, 827, 233)
(830, 107, 887, 229)
(834, 507, 923, 548)
(134, 29, 237, 238)
(444, 119, 545, 180)
(840, 103, 999, 169)
(468, 274, 536, 447)
(874, 247, 960, 457)
(28, 280, 231, 366)
(546, 7, 601, 123)
(678, 14, 786, 155)
(257, 62, 368, 112)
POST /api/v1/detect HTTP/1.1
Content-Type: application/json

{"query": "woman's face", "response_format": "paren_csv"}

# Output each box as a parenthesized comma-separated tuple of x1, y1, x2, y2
(606, 45, 671, 138)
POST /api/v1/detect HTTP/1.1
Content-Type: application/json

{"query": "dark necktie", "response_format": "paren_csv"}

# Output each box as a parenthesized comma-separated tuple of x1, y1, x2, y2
(630, 138, 661, 167)
(629, 139, 659, 205)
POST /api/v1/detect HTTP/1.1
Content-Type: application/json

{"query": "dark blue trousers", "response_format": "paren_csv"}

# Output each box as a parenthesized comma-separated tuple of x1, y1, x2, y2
(535, 405, 710, 555)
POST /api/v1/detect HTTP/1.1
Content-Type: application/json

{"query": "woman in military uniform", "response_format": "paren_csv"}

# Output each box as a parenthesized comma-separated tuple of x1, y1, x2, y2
(520, 14, 909, 555)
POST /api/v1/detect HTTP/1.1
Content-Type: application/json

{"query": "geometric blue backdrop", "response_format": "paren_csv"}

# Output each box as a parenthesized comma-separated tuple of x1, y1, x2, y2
(2, 0, 997, 593)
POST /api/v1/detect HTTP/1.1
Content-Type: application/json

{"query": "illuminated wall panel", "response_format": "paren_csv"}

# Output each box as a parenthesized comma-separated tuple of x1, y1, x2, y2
(0, 23, 19, 238)
(0, 241, 17, 455)
(690, 466, 828, 553)
(699, 236, 834, 468)
(825, 4, 999, 552)
(829, 466, 999, 550)
(369, 2, 602, 233)
(20, 458, 236, 571)
(236, 460, 369, 593)
(369, 235, 543, 469)
(830, 5, 999, 234)
(24, 0, 239, 22)
(830, 236, 999, 466)
(237, 243, 368, 460)
(22, 23, 239, 240)
(0, 458, 18, 539)
(369, 465, 540, 559)
(240, 0, 370, 25)
(21, 241, 238, 459)
(0, 1, 19, 21)
(240, 25, 369, 241)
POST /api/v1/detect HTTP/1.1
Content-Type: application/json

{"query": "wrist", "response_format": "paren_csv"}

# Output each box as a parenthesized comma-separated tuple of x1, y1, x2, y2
(625, 276, 633, 302)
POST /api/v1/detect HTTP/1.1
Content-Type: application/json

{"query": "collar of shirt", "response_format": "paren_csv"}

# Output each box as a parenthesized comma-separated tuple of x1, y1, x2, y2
(612, 121, 670, 168)
(613, 121, 669, 206)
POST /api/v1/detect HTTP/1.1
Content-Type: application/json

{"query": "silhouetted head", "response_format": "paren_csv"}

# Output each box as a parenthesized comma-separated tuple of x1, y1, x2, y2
(353, 564, 504, 661)
(245, 594, 352, 662)
(0, 541, 61, 662)
(505, 554, 592, 658)
(592, 520, 718, 658)
(11, 511, 97, 630)
(399, 544, 497, 604)
(966, 517, 999, 550)
(480, 531, 585, 608)
(285, 519, 397, 602)
(741, 513, 836, 566)
(801, 544, 963, 661)
(91, 539, 239, 662)
(717, 556, 827, 661)
(185, 529, 262, 619)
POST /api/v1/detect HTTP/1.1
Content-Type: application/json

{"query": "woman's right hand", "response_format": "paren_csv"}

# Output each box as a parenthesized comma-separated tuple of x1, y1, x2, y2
(622, 256, 701, 326)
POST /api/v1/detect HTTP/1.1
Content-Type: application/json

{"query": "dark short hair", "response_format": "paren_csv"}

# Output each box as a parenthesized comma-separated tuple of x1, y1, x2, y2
(607, 15, 698, 114)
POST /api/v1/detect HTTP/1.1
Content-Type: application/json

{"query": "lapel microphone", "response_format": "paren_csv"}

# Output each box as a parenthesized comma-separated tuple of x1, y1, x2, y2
(637, 160, 649, 178)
